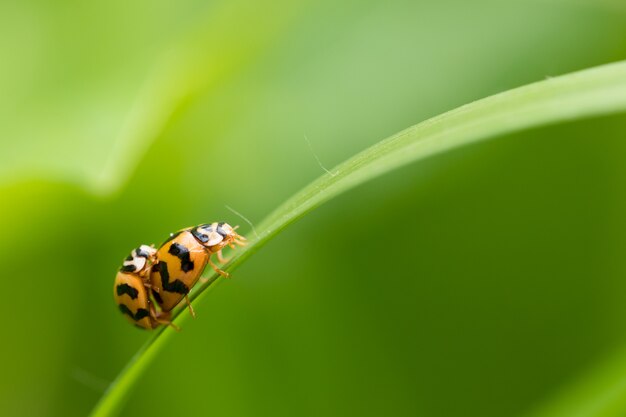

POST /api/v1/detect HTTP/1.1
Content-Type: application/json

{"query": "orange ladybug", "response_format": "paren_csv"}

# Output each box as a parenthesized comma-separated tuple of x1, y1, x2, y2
(150, 223, 246, 316)
(113, 245, 174, 330)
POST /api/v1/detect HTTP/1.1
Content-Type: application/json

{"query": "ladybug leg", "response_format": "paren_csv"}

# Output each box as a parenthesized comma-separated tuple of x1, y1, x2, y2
(184, 295, 196, 318)
(209, 257, 230, 278)
(157, 319, 180, 332)
(156, 313, 180, 332)
(148, 303, 176, 330)
(234, 232, 247, 246)
(216, 249, 230, 264)
(149, 303, 180, 331)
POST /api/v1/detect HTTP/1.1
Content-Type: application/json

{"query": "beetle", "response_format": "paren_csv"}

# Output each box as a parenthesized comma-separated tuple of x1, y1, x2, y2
(150, 222, 246, 316)
(113, 245, 175, 330)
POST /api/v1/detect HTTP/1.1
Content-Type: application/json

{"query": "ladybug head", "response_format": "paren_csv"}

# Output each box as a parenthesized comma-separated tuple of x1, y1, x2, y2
(120, 244, 157, 275)
(191, 222, 246, 252)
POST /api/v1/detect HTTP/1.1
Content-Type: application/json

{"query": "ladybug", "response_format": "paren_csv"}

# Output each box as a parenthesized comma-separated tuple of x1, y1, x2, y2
(113, 245, 174, 330)
(150, 222, 246, 316)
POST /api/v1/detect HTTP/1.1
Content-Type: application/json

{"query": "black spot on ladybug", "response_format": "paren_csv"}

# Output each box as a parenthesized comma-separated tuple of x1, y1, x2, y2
(168, 243, 195, 272)
(182, 261, 193, 272)
(116, 283, 139, 299)
(135, 308, 149, 320)
(120, 264, 137, 273)
(125, 254, 133, 261)
(119, 304, 133, 317)
(159, 261, 190, 295)
(216, 222, 227, 237)
(119, 304, 150, 322)
(191, 226, 209, 244)
(152, 288, 163, 304)
(135, 247, 150, 258)
(168, 243, 182, 255)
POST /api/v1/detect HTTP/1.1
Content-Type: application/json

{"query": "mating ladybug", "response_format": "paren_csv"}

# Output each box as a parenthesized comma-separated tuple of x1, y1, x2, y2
(113, 245, 173, 330)
(150, 222, 246, 316)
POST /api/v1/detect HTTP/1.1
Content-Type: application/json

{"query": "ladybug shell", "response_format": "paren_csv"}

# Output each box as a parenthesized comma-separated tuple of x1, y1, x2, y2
(114, 272, 156, 330)
(150, 230, 209, 312)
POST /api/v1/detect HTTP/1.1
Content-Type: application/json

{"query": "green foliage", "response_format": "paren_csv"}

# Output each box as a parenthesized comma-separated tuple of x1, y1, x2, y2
(2, 1, 626, 417)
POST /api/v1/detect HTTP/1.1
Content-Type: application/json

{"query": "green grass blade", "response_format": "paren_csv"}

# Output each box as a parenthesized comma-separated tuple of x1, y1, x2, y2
(90, 60, 626, 417)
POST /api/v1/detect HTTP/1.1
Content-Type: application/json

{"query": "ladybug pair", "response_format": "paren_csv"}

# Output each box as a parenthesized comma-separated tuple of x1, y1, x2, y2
(114, 223, 246, 330)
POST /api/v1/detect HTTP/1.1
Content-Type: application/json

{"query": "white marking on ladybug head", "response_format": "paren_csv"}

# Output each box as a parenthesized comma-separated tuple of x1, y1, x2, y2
(138, 245, 157, 257)
(219, 223, 235, 236)
(123, 256, 146, 272)
(206, 231, 224, 246)
(195, 224, 224, 246)
(122, 245, 157, 274)
(194, 222, 244, 250)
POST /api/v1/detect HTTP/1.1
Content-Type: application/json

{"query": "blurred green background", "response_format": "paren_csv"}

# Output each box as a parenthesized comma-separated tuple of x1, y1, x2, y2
(2, 0, 626, 416)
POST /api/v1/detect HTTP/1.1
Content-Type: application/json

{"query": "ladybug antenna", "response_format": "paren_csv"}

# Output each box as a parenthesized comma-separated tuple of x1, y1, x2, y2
(225, 205, 258, 239)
